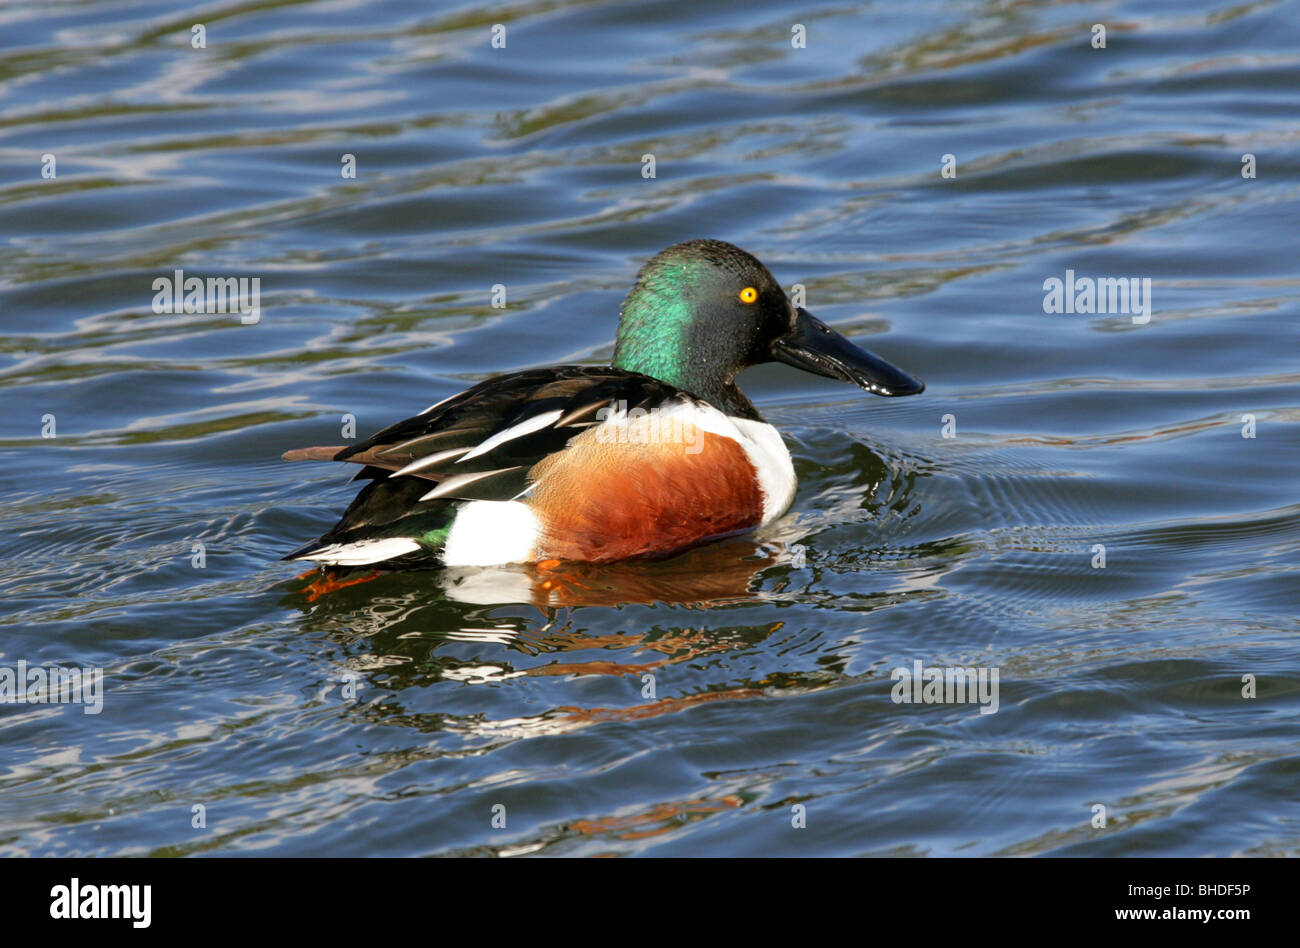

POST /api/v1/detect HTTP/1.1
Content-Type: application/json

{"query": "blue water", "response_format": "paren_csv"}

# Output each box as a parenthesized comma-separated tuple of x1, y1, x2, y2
(1, 0, 1297, 856)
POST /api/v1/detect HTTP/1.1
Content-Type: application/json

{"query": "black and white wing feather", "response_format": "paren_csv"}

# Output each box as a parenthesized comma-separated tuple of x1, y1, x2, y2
(281, 366, 690, 561)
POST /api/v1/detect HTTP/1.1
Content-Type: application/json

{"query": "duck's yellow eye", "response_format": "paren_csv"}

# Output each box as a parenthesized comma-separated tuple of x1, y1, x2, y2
(739, 286, 758, 304)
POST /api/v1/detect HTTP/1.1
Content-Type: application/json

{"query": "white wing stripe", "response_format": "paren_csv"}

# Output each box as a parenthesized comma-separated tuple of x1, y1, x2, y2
(392, 446, 472, 477)
(457, 409, 564, 462)
(299, 538, 421, 565)
(417, 468, 521, 502)
(417, 393, 457, 416)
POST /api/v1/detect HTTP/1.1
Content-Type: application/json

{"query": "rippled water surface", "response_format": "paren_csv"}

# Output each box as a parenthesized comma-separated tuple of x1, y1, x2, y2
(2, 0, 1298, 856)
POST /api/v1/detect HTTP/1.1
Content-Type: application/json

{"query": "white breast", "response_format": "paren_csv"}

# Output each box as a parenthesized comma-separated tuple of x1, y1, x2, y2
(726, 416, 797, 524)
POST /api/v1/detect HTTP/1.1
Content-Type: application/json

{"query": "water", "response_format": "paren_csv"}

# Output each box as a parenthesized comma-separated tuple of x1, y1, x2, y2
(1, 0, 1297, 857)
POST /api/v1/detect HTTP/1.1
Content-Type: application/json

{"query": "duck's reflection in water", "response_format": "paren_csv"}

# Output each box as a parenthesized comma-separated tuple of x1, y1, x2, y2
(289, 534, 795, 611)
(282, 538, 819, 740)
(569, 794, 747, 842)
(440, 537, 784, 609)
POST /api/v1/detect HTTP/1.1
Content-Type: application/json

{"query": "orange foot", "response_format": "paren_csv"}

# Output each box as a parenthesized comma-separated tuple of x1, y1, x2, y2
(533, 559, 601, 605)
(298, 569, 382, 602)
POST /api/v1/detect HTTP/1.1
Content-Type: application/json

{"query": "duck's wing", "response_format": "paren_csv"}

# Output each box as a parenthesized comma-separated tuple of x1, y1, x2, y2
(284, 365, 685, 502)
(282, 366, 688, 564)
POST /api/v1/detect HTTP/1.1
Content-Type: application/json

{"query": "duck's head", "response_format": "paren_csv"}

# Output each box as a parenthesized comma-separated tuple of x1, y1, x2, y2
(612, 239, 924, 409)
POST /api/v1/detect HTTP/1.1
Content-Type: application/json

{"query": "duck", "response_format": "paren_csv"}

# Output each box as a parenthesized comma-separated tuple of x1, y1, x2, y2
(282, 239, 924, 568)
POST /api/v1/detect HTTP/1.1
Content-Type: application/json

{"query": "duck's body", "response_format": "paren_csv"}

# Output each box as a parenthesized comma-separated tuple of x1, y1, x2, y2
(283, 240, 923, 568)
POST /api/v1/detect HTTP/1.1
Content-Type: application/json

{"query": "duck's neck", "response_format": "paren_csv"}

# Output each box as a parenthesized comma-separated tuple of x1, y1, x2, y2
(613, 346, 761, 420)
(613, 271, 763, 420)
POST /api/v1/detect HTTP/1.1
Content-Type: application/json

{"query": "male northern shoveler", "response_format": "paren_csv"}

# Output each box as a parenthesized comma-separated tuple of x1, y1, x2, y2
(282, 239, 924, 568)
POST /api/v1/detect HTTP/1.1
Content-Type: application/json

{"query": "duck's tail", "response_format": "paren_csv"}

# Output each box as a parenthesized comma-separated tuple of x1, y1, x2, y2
(281, 445, 348, 462)
(282, 474, 454, 567)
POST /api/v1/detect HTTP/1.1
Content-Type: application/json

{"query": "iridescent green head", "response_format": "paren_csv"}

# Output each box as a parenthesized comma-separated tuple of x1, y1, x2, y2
(612, 239, 925, 413)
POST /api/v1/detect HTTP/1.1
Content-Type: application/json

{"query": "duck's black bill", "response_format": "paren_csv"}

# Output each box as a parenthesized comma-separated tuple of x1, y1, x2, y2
(772, 308, 924, 397)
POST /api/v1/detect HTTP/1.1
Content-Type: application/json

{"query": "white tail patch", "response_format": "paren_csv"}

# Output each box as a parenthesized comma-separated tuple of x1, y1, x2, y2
(442, 500, 537, 566)
(298, 537, 421, 566)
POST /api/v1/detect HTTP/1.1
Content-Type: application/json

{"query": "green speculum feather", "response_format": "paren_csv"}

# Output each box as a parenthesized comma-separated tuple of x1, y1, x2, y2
(419, 526, 450, 550)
